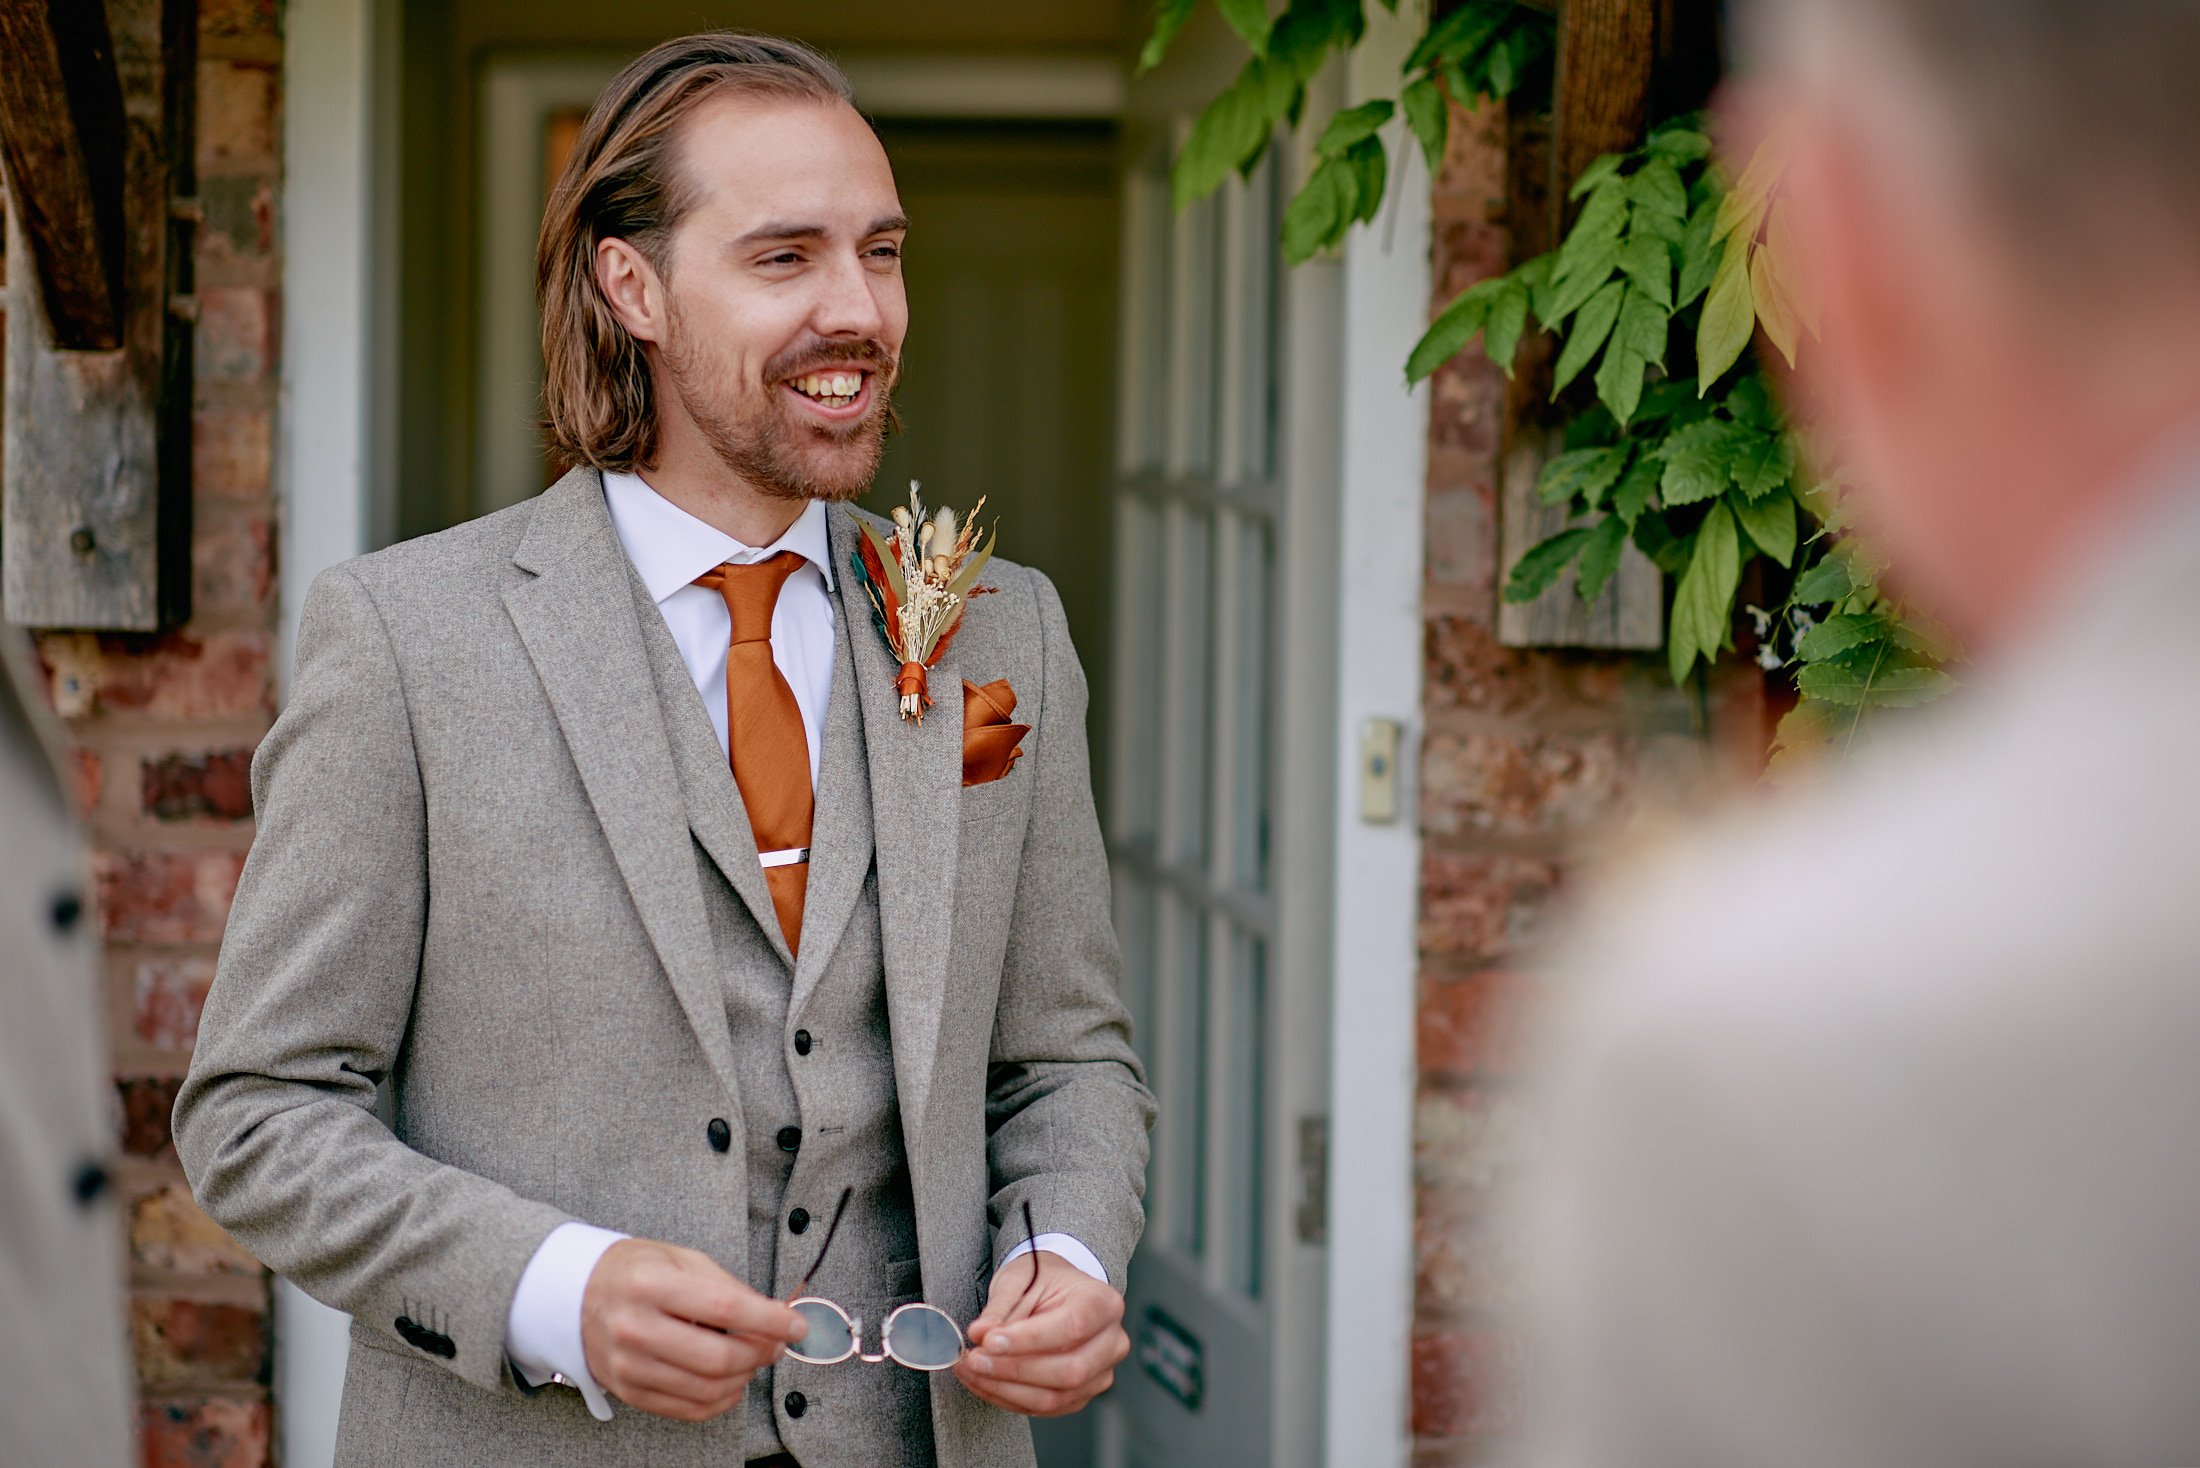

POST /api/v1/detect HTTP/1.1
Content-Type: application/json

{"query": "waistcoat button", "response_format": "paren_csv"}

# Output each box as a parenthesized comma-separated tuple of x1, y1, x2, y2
(776, 1125, 802, 1153)
(788, 1207, 811, 1234)
(785, 1390, 808, 1418)
(706, 1117, 731, 1153)
(793, 1029, 812, 1056)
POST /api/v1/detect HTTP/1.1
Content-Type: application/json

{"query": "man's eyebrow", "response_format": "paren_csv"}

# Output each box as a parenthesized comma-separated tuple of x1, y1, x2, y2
(732, 214, 910, 248)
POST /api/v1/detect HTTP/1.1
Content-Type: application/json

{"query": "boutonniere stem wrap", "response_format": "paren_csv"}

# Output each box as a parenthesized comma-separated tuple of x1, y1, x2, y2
(849, 483, 997, 722)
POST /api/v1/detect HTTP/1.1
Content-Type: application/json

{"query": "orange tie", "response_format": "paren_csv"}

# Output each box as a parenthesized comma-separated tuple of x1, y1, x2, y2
(694, 552, 812, 956)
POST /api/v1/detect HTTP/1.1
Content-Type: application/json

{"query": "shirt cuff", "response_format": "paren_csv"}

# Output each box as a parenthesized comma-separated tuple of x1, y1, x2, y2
(999, 1232, 1110, 1286)
(506, 1221, 627, 1422)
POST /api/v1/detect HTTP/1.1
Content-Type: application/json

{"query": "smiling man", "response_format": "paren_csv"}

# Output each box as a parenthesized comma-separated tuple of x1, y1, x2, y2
(173, 33, 1153, 1468)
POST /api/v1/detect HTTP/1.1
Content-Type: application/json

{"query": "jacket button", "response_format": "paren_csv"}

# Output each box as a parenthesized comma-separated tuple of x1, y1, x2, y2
(788, 1207, 810, 1234)
(784, 1390, 808, 1418)
(706, 1118, 731, 1153)
(50, 889, 82, 933)
(776, 1125, 801, 1153)
(793, 1029, 812, 1056)
(70, 1159, 110, 1206)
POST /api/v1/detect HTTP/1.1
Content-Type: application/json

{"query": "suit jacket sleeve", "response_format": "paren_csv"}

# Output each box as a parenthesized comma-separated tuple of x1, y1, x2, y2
(983, 569, 1157, 1289)
(172, 565, 571, 1394)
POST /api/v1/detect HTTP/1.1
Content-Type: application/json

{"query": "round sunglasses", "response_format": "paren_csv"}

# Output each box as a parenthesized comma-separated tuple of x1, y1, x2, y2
(783, 1191, 1041, 1371)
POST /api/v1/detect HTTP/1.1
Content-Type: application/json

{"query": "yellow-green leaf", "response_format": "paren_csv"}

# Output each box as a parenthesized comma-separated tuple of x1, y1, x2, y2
(1695, 240, 1754, 391)
(1749, 249, 1800, 367)
(1401, 75, 1447, 175)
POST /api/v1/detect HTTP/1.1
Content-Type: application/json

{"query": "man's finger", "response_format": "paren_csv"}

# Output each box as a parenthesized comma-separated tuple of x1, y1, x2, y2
(612, 1353, 747, 1414)
(659, 1277, 807, 1345)
(980, 1286, 1120, 1356)
(963, 1328, 1126, 1390)
(644, 1315, 785, 1380)
(953, 1362, 1106, 1418)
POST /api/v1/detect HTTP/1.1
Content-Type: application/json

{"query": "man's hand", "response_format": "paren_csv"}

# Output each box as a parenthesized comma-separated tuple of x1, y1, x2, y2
(580, 1238, 807, 1422)
(955, 1251, 1129, 1417)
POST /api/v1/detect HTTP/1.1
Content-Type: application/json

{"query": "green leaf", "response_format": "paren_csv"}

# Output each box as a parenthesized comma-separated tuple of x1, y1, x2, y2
(1617, 235, 1673, 309)
(1406, 276, 1505, 383)
(1552, 279, 1625, 397)
(1609, 451, 1662, 525)
(1346, 136, 1388, 224)
(1569, 152, 1626, 201)
(1631, 160, 1688, 222)
(1645, 126, 1713, 165)
(1542, 236, 1622, 325)
(1485, 32, 1515, 95)
(1217, 0, 1274, 53)
(1632, 510, 1691, 575)
(1731, 486, 1797, 567)
(1658, 419, 1755, 505)
(1316, 99, 1395, 158)
(1729, 430, 1794, 500)
(1675, 202, 1723, 307)
(1502, 526, 1592, 604)
(1796, 612, 1889, 662)
(1668, 500, 1741, 683)
(1890, 615, 1962, 664)
(1564, 177, 1631, 254)
(1407, 0, 1509, 74)
(1535, 445, 1632, 507)
(1173, 61, 1291, 209)
(1695, 238, 1755, 392)
(1790, 554, 1853, 606)
(1574, 514, 1629, 604)
(1722, 373, 1780, 431)
(1483, 277, 1530, 374)
(1137, 0, 1199, 74)
(1401, 75, 1447, 175)
(1281, 155, 1356, 263)
(1798, 659, 1954, 708)
(1595, 285, 1670, 426)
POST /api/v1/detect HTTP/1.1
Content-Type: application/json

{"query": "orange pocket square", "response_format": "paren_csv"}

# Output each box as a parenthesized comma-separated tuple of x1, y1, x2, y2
(961, 678, 1031, 788)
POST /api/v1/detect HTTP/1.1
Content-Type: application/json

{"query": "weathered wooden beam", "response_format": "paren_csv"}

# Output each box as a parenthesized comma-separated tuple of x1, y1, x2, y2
(1498, 0, 1664, 649)
(3, 0, 193, 631)
(0, 0, 127, 350)
(1549, 0, 1656, 222)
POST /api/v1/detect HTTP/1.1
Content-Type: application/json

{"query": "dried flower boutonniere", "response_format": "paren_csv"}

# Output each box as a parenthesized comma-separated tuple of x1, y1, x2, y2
(848, 483, 997, 722)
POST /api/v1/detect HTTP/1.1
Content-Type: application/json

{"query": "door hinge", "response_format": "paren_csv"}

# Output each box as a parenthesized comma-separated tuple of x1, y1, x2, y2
(1295, 1115, 1328, 1245)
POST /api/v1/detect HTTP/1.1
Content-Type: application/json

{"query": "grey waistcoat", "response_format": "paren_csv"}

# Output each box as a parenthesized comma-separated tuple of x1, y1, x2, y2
(641, 564, 937, 1465)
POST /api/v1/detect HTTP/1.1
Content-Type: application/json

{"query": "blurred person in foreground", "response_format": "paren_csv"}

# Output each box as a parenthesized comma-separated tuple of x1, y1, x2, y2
(0, 632, 131, 1464)
(1537, 3, 2200, 1466)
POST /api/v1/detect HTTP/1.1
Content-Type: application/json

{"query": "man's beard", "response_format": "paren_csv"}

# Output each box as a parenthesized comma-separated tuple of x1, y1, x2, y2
(662, 308, 899, 505)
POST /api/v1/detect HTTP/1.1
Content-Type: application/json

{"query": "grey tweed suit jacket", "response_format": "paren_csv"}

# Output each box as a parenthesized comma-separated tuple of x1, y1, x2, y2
(173, 468, 1154, 1467)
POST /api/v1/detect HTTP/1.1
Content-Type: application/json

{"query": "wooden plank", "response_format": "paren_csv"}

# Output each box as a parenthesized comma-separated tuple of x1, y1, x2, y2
(2, 0, 191, 630)
(1495, 431, 1663, 647)
(0, 0, 126, 350)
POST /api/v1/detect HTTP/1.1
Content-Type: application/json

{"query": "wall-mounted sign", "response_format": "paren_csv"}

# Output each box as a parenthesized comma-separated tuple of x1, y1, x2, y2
(1135, 1306, 1203, 1412)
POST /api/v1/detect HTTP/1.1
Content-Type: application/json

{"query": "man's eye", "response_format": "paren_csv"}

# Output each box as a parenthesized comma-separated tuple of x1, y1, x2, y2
(766, 251, 802, 265)
(867, 244, 902, 260)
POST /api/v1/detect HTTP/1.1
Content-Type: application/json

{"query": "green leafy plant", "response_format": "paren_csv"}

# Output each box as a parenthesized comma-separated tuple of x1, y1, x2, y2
(1143, 0, 1957, 768)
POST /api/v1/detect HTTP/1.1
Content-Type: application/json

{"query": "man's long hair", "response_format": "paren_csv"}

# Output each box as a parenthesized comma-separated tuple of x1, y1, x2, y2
(535, 32, 855, 473)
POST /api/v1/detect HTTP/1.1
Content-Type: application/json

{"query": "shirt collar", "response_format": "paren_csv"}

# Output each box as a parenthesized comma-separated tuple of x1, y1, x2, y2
(601, 469, 836, 606)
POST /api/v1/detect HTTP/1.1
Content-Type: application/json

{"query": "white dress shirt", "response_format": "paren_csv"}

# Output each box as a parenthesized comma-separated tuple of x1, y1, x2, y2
(505, 471, 1105, 1418)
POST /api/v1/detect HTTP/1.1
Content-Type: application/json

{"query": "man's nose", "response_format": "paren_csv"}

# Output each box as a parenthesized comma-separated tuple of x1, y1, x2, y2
(812, 252, 888, 340)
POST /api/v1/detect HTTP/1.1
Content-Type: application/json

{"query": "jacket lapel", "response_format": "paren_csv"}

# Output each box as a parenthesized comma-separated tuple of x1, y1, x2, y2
(788, 603, 873, 1022)
(500, 469, 746, 1106)
(626, 566, 796, 973)
(831, 507, 962, 1144)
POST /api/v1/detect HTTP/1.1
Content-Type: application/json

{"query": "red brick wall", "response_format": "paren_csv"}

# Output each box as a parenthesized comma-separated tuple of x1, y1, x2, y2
(19, 3, 284, 1463)
(1408, 102, 1758, 1465)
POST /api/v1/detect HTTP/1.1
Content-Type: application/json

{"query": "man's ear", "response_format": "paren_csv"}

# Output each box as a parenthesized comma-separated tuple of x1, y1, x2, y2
(595, 236, 666, 345)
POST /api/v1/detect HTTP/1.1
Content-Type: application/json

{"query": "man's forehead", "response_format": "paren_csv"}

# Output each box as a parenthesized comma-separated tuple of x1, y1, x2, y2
(675, 93, 900, 231)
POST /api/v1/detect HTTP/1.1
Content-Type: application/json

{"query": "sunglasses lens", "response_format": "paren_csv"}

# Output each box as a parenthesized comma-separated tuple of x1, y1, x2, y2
(884, 1304, 963, 1370)
(788, 1300, 853, 1364)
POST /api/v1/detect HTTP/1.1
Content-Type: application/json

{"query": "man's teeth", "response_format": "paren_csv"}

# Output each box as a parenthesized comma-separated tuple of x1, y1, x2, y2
(790, 371, 864, 403)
